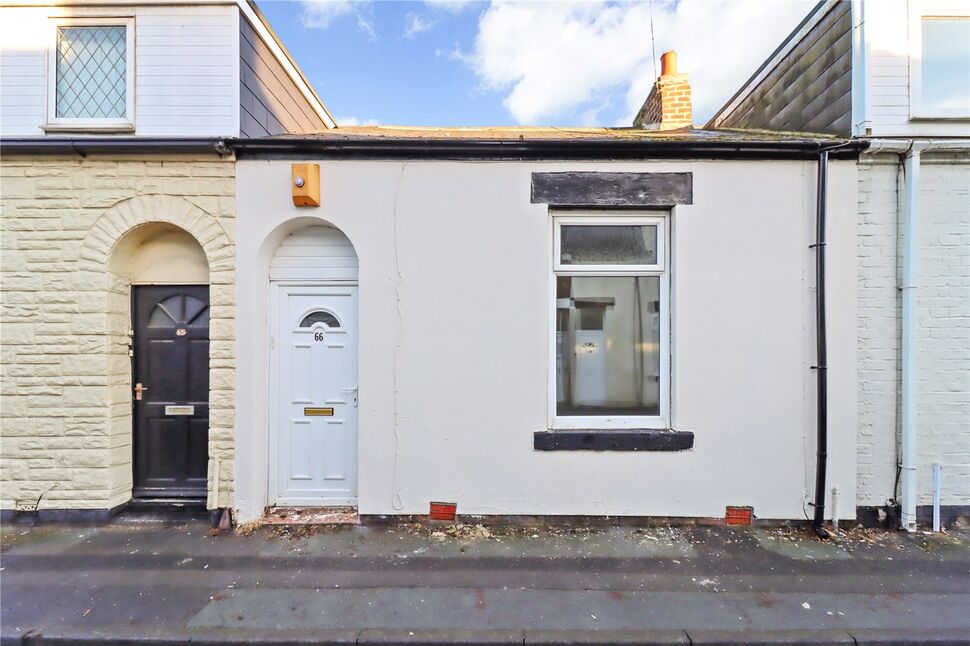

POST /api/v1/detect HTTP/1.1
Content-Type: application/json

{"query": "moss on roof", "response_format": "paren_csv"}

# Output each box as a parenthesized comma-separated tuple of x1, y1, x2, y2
(298, 124, 846, 144)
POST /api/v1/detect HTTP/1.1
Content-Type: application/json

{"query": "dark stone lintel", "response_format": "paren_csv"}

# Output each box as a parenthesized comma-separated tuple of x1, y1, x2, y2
(531, 171, 693, 207)
(534, 428, 694, 452)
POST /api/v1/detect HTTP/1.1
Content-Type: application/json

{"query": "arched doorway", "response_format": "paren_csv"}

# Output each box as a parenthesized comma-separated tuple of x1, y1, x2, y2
(113, 223, 211, 501)
(267, 224, 359, 507)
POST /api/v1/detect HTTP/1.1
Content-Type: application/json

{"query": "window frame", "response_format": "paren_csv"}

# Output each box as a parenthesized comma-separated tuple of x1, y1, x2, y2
(908, 4, 970, 120)
(553, 214, 666, 273)
(45, 17, 136, 132)
(549, 211, 671, 431)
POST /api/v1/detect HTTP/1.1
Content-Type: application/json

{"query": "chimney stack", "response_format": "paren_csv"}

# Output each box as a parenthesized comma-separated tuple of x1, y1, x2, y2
(633, 50, 693, 130)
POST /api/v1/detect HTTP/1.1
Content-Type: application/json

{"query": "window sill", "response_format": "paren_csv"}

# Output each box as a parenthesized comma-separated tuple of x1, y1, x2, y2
(908, 111, 970, 121)
(534, 428, 694, 452)
(42, 122, 135, 134)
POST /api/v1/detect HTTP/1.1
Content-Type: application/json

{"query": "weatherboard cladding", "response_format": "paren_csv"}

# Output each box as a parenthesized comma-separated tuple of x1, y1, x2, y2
(239, 17, 326, 137)
(715, 1, 853, 136)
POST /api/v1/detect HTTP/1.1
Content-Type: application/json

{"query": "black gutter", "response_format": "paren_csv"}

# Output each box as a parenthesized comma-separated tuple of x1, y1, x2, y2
(812, 148, 830, 537)
(229, 136, 867, 161)
(1, 135, 868, 161)
(0, 138, 231, 157)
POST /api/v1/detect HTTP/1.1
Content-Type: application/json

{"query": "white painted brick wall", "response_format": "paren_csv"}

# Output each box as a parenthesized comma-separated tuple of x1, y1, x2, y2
(856, 160, 902, 506)
(857, 155, 970, 507)
(916, 161, 970, 505)
(1, 157, 236, 511)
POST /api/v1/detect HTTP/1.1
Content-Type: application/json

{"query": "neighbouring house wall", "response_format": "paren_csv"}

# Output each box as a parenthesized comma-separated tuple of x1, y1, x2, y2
(856, 159, 901, 506)
(233, 158, 858, 523)
(712, 0, 852, 134)
(0, 5, 239, 137)
(863, 0, 912, 137)
(914, 159, 970, 505)
(856, 154, 970, 508)
(863, 0, 970, 138)
(0, 157, 236, 512)
(712, 0, 970, 138)
(239, 17, 327, 137)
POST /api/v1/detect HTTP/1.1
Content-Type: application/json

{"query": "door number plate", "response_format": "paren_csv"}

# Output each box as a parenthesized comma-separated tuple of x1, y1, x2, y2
(304, 407, 334, 417)
(165, 405, 195, 416)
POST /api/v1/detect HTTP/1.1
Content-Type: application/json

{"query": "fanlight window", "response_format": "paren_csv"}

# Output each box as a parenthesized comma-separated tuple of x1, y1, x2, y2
(148, 294, 209, 327)
(299, 311, 340, 328)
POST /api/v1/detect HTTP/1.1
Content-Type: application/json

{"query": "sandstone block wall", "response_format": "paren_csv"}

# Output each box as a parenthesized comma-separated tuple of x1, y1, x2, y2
(1, 156, 236, 511)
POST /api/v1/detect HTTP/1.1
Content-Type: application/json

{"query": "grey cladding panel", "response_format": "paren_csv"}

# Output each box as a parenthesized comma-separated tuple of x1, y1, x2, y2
(531, 172, 692, 207)
(239, 19, 326, 136)
(717, 1, 853, 136)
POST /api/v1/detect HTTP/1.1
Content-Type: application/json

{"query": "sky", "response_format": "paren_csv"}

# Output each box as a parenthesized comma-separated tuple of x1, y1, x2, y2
(257, 0, 819, 128)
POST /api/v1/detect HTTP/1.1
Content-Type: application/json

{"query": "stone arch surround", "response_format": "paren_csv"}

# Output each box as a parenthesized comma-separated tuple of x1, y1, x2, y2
(77, 194, 236, 511)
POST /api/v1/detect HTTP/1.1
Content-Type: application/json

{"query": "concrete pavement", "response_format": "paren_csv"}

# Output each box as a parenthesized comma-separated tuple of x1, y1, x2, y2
(1, 520, 968, 645)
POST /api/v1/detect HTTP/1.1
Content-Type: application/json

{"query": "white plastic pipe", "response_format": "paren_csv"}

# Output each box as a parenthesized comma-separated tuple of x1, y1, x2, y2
(900, 147, 921, 533)
(831, 486, 840, 533)
(213, 455, 221, 510)
(933, 462, 942, 532)
(850, 0, 869, 137)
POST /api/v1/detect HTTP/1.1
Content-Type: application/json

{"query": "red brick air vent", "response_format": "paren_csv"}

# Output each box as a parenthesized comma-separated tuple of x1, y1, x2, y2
(429, 501, 457, 521)
(725, 506, 754, 526)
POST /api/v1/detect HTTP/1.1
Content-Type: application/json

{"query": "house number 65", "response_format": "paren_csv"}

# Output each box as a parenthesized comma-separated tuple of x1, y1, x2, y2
(313, 332, 324, 341)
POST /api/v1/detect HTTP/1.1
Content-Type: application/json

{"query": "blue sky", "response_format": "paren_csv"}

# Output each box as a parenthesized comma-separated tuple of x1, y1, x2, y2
(258, 0, 817, 128)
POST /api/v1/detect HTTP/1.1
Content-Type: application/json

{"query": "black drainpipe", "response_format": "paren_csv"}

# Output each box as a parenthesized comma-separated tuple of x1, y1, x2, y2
(811, 149, 829, 537)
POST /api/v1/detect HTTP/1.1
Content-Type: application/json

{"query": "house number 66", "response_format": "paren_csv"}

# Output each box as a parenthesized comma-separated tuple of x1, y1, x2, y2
(313, 332, 324, 341)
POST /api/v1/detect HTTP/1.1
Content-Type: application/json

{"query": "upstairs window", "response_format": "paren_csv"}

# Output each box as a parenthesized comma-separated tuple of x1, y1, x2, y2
(552, 214, 669, 429)
(47, 19, 134, 130)
(910, 9, 970, 118)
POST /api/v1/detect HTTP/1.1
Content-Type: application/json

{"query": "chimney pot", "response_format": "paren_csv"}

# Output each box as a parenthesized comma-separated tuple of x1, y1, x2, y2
(660, 50, 678, 76)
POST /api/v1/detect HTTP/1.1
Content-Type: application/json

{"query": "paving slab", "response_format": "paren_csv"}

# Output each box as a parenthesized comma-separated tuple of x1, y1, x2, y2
(185, 588, 970, 632)
(686, 628, 856, 645)
(750, 528, 852, 561)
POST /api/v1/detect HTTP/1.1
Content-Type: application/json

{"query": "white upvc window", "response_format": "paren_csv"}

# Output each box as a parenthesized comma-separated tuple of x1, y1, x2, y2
(550, 212, 670, 430)
(909, 3, 970, 119)
(46, 17, 135, 131)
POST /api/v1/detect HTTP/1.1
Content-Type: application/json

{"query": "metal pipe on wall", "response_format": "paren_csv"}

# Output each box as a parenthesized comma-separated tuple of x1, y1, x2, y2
(812, 149, 830, 537)
(900, 147, 921, 533)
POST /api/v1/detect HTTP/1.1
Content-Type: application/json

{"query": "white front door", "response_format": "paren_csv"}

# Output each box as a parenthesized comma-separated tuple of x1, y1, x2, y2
(272, 284, 358, 506)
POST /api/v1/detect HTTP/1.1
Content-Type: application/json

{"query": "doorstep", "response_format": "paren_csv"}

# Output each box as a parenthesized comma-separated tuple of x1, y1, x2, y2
(116, 498, 210, 524)
(262, 506, 360, 526)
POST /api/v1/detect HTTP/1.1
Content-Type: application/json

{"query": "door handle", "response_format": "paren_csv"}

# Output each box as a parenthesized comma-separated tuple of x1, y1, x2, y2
(342, 386, 358, 408)
(134, 382, 148, 401)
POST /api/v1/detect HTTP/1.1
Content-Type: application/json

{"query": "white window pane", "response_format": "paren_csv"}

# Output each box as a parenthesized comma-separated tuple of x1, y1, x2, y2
(556, 276, 661, 417)
(56, 26, 127, 119)
(922, 18, 970, 111)
(560, 224, 657, 266)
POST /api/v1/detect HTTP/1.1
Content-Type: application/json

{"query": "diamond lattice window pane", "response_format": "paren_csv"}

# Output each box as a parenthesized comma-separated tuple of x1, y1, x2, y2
(55, 26, 127, 119)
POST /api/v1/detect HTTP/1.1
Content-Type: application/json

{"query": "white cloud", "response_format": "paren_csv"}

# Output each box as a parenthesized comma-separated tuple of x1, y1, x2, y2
(404, 13, 437, 39)
(357, 12, 376, 40)
(423, 0, 476, 13)
(337, 116, 380, 126)
(462, 0, 817, 125)
(300, 0, 376, 39)
(300, 0, 355, 29)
